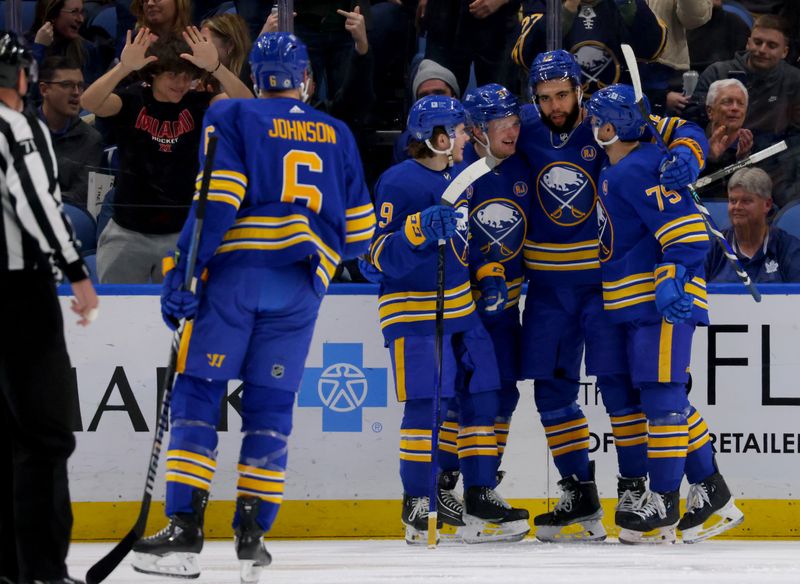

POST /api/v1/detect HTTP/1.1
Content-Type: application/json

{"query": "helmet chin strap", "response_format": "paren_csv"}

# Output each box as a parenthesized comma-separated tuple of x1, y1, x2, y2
(425, 136, 456, 167)
(299, 79, 310, 103)
(473, 127, 498, 161)
(592, 125, 619, 147)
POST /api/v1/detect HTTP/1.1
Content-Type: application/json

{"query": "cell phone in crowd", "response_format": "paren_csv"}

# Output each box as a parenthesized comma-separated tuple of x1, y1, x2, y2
(727, 70, 747, 84)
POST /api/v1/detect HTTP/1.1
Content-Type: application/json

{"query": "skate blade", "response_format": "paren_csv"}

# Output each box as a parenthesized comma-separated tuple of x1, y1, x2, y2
(535, 519, 607, 543)
(460, 516, 530, 544)
(681, 500, 745, 544)
(240, 559, 268, 584)
(619, 526, 677, 545)
(132, 551, 200, 579)
(405, 525, 464, 546)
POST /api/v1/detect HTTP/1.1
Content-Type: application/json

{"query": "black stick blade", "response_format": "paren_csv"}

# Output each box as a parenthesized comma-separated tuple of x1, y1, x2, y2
(85, 529, 140, 584)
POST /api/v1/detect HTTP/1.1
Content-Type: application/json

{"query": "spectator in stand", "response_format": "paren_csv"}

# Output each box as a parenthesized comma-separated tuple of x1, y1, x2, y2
(35, 56, 103, 209)
(423, 0, 521, 94)
(28, 0, 112, 91)
(80, 28, 252, 284)
(200, 12, 252, 92)
(640, 0, 711, 116)
(687, 0, 751, 74)
(683, 15, 800, 147)
(512, 0, 667, 96)
(706, 168, 800, 283)
(703, 79, 753, 175)
(393, 58, 460, 163)
(131, 0, 192, 40)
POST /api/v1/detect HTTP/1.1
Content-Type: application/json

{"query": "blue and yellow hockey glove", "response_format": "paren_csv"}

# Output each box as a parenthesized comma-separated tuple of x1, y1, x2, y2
(403, 205, 457, 249)
(654, 263, 693, 324)
(160, 254, 200, 331)
(358, 256, 384, 283)
(660, 145, 701, 191)
(475, 262, 507, 315)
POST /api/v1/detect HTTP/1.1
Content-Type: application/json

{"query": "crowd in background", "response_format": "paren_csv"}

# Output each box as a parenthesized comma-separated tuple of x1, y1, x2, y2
(16, 0, 800, 283)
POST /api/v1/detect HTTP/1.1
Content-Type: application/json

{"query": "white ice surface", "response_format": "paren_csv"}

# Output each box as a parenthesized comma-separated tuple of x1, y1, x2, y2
(67, 539, 800, 584)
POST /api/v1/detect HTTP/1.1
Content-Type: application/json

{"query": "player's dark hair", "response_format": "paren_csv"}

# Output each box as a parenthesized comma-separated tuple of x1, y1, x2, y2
(407, 127, 448, 159)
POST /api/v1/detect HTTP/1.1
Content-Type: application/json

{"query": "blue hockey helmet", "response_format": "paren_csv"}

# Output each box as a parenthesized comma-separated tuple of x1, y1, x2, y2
(249, 32, 309, 93)
(406, 95, 466, 142)
(462, 83, 520, 130)
(585, 84, 648, 141)
(529, 50, 582, 90)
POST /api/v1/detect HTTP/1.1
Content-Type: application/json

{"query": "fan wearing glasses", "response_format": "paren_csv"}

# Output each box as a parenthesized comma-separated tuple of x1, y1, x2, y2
(27, 0, 112, 91)
(35, 55, 103, 209)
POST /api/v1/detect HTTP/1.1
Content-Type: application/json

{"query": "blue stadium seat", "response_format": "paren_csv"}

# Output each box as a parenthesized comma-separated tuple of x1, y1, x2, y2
(89, 5, 117, 39)
(83, 253, 99, 284)
(0, 1, 38, 34)
(722, 1, 753, 29)
(703, 200, 731, 231)
(63, 203, 98, 256)
(773, 201, 800, 239)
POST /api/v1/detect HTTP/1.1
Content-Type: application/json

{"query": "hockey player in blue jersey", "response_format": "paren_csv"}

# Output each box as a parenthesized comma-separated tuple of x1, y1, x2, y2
(367, 94, 529, 545)
(517, 49, 712, 542)
(131, 33, 376, 580)
(587, 84, 744, 544)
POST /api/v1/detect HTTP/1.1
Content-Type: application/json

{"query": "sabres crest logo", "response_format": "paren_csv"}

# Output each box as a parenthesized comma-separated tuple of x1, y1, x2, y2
(572, 41, 621, 95)
(469, 198, 526, 263)
(537, 162, 597, 227)
(597, 197, 613, 263)
(450, 202, 471, 266)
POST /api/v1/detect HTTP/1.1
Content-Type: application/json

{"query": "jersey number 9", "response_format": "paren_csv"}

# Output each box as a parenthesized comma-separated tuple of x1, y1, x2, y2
(281, 149, 324, 213)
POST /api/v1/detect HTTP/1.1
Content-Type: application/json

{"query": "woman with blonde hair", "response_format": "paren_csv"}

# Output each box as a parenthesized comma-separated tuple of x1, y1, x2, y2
(201, 12, 252, 78)
(130, 0, 191, 40)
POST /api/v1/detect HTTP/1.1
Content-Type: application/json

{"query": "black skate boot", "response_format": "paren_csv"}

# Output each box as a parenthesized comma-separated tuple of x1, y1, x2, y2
(402, 493, 439, 545)
(437, 471, 465, 527)
(618, 489, 680, 544)
(678, 472, 744, 543)
(132, 488, 208, 578)
(234, 497, 272, 584)
(615, 476, 647, 526)
(534, 461, 606, 543)
(461, 486, 530, 543)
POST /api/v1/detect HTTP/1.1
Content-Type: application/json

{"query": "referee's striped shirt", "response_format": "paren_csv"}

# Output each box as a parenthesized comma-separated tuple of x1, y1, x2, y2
(0, 103, 87, 282)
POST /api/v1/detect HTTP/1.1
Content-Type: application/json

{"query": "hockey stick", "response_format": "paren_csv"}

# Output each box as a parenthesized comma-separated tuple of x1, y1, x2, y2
(278, 0, 294, 33)
(620, 44, 760, 303)
(427, 156, 499, 548)
(546, 0, 561, 51)
(85, 136, 219, 584)
(692, 140, 788, 189)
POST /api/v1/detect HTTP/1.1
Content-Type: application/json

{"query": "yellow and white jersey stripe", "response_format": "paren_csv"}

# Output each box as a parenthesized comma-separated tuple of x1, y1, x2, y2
(523, 238, 600, 272)
(378, 281, 476, 330)
(603, 272, 708, 312)
(654, 214, 710, 251)
(194, 169, 247, 210)
(236, 464, 285, 504)
(345, 203, 376, 245)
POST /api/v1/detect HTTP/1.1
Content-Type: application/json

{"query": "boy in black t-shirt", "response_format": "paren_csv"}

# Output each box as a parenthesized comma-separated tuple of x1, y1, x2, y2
(80, 26, 253, 283)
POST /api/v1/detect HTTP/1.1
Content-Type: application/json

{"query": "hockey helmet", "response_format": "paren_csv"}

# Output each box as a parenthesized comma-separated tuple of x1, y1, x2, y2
(406, 95, 466, 142)
(250, 32, 309, 93)
(529, 49, 582, 90)
(585, 84, 648, 141)
(0, 31, 35, 89)
(463, 83, 520, 131)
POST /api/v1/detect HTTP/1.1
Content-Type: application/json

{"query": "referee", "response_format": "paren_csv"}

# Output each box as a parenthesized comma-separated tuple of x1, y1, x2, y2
(0, 32, 98, 584)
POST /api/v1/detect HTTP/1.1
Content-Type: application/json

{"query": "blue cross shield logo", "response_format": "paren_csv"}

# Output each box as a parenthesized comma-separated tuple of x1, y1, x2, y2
(298, 343, 387, 432)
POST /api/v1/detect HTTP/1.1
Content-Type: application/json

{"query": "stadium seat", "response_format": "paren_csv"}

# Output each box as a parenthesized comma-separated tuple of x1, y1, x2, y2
(0, 1, 38, 34)
(703, 200, 731, 231)
(773, 200, 800, 239)
(63, 203, 98, 256)
(83, 253, 99, 284)
(88, 5, 117, 39)
(722, 1, 754, 29)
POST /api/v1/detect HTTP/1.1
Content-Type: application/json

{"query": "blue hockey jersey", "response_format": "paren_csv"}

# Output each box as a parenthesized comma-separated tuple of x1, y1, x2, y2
(517, 103, 708, 288)
(463, 143, 532, 311)
(597, 142, 710, 324)
(369, 159, 480, 343)
(173, 97, 375, 294)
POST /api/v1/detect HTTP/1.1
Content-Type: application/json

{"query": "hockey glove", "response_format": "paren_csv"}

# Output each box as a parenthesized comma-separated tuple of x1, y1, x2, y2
(659, 145, 701, 191)
(403, 205, 457, 249)
(160, 255, 201, 331)
(654, 263, 693, 324)
(475, 262, 507, 315)
(357, 256, 384, 284)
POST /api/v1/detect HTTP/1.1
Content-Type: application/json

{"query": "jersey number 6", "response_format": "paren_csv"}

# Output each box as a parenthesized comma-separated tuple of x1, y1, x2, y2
(281, 149, 323, 213)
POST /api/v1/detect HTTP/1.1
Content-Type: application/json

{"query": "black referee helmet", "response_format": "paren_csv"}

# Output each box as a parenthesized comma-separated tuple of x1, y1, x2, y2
(0, 31, 35, 90)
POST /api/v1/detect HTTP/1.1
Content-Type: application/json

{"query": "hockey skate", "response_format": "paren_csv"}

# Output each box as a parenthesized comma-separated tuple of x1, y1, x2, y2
(615, 476, 647, 526)
(461, 486, 530, 544)
(437, 471, 466, 528)
(678, 472, 744, 543)
(618, 489, 680, 544)
(132, 489, 208, 578)
(402, 494, 440, 545)
(534, 462, 606, 543)
(234, 497, 272, 584)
